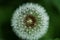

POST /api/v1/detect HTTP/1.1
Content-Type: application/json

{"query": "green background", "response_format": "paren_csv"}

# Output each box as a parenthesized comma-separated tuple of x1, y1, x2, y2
(0, 0, 60, 40)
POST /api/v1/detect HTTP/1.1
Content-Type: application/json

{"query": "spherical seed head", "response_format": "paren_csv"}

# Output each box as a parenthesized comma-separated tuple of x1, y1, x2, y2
(11, 3, 49, 40)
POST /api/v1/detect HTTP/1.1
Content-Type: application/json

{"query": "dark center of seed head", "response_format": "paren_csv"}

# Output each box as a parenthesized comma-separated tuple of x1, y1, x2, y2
(24, 14, 36, 28)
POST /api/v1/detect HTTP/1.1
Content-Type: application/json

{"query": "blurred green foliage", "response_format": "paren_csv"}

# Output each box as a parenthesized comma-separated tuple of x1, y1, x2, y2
(0, 0, 60, 40)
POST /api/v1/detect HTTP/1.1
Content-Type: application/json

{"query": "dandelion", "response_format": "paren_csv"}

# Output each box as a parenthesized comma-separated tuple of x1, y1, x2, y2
(11, 3, 49, 40)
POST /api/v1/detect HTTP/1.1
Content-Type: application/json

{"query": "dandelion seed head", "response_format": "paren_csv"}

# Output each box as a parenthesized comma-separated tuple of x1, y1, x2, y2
(11, 3, 49, 40)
